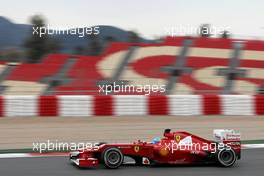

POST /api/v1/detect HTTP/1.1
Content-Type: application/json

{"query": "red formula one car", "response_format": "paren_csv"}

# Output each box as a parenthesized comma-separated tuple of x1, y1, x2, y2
(70, 129, 241, 169)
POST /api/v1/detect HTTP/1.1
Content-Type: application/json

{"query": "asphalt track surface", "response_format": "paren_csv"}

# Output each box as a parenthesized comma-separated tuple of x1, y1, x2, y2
(0, 149, 263, 176)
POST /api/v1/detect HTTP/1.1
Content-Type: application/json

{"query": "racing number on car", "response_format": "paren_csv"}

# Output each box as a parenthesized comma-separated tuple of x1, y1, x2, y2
(134, 146, 140, 152)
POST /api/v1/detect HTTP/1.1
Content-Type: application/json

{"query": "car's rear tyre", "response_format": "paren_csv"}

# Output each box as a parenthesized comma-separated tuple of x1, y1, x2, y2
(217, 148, 237, 167)
(101, 147, 124, 169)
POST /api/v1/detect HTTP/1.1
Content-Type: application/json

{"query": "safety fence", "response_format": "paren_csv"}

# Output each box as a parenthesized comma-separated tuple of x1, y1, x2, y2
(0, 95, 263, 117)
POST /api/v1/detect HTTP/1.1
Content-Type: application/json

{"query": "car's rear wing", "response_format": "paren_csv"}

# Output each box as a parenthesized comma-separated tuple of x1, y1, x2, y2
(213, 129, 241, 142)
(213, 129, 241, 159)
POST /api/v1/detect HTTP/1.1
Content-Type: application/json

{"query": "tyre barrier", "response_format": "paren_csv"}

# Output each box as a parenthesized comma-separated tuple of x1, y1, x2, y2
(0, 95, 263, 117)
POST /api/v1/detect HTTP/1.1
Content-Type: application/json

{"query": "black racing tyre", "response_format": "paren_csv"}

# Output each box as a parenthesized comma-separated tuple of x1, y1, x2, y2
(101, 147, 124, 169)
(217, 148, 237, 167)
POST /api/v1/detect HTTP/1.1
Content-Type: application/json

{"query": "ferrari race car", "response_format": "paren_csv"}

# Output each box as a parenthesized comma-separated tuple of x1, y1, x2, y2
(70, 129, 241, 169)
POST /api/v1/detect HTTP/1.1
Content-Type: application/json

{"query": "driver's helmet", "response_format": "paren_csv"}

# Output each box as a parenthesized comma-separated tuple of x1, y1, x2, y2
(152, 137, 161, 144)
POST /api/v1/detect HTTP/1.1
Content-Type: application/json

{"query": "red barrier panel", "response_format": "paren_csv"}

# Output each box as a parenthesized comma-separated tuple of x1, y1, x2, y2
(148, 96, 168, 115)
(0, 96, 3, 117)
(38, 96, 58, 116)
(202, 95, 221, 115)
(255, 95, 264, 115)
(94, 96, 113, 116)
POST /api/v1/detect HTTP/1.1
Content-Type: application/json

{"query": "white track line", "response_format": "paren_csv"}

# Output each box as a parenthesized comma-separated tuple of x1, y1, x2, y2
(0, 153, 30, 158)
(242, 144, 264, 149)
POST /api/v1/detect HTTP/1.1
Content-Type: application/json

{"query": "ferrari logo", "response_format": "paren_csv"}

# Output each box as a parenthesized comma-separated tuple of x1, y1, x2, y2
(134, 146, 140, 153)
(175, 135, 181, 142)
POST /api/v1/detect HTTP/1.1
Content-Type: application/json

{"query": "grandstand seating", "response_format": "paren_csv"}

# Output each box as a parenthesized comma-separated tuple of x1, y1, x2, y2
(0, 37, 263, 95)
(6, 54, 69, 82)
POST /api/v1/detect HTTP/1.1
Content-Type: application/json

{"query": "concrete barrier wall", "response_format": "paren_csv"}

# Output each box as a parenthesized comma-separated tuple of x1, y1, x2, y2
(0, 95, 263, 117)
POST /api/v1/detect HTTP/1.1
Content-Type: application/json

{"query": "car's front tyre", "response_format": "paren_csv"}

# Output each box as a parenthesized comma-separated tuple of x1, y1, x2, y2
(101, 147, 124, 169)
